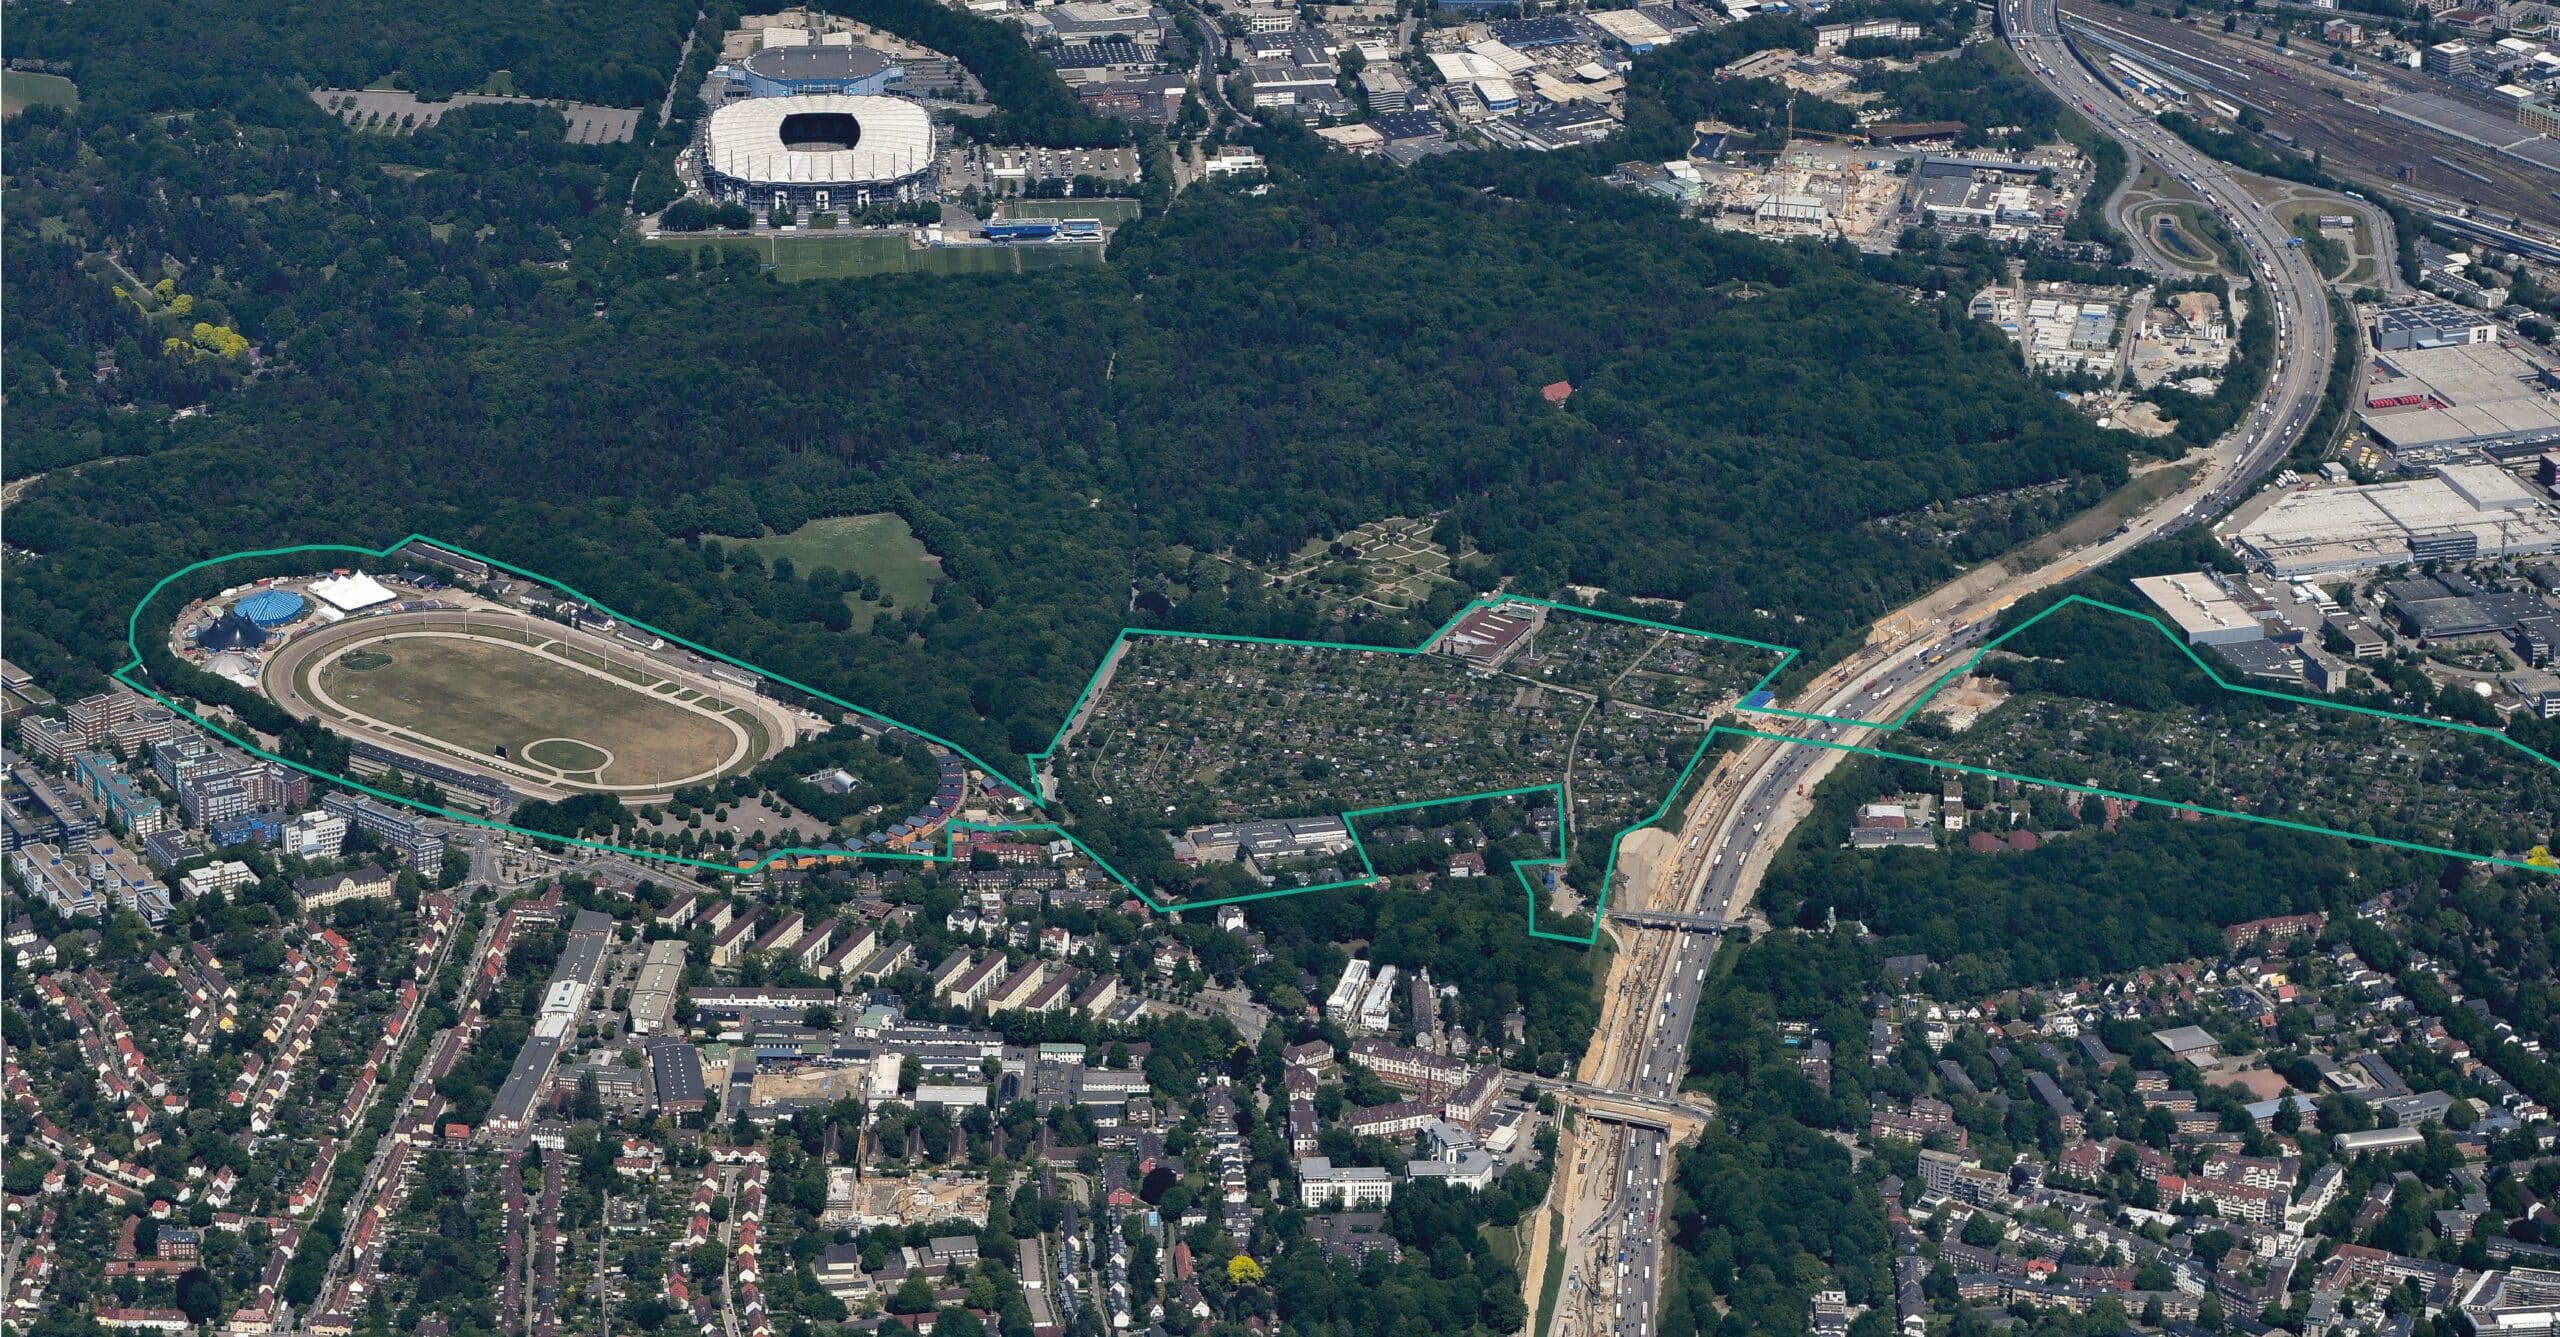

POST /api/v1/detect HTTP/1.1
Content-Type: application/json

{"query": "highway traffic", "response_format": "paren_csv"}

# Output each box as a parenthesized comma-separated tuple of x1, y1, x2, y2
(1562, 5, 2345, 1333)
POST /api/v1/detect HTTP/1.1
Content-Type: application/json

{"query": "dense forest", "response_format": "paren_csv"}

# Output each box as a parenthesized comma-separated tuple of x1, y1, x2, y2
(3, 0, 694, 107)
(2, 0, 2143, 786)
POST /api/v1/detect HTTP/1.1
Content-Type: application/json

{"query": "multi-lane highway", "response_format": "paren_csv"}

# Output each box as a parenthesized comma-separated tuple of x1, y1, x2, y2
(1557, 7, 2346, 1333)
(2011, 0, 2340, 523)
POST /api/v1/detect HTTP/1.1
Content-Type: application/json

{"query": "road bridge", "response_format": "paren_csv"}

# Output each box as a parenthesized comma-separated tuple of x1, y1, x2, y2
(1605, 909, 1728, 933)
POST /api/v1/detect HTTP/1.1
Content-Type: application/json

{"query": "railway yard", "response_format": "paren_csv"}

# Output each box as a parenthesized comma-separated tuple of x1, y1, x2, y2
(2059, 1, 2560, 236)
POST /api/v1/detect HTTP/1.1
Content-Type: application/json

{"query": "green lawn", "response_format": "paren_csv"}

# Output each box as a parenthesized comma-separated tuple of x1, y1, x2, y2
(997, 198, 1142, 225)
(3, 71, 78, 117)
(646, 231, 1107, 281)
(712, 513, 943, 630)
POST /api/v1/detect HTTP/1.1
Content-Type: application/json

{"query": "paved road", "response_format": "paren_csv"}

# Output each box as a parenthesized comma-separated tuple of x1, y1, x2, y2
(1572, 11, 2342, 1333)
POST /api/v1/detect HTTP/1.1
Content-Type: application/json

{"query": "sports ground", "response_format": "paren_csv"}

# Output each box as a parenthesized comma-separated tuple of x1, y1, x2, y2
(647, 231, 1108, 281)
(123, 539, 2560, 948)
(265, 610, 780, 798)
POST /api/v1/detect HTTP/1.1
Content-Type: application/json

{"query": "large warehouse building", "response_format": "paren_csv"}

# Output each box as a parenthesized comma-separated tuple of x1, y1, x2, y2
(2225, 463, 2560, 576)
(2358, 338, 2560, 463)
(2131, 572, 2263, 646)
(700, 94, 935, 210)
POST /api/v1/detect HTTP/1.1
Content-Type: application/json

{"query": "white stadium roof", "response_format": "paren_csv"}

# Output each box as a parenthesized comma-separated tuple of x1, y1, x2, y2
(703, 95, 934, 187)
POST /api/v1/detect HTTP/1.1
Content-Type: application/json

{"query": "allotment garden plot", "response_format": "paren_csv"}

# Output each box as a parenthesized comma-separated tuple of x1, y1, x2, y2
(1897, 607, 2560, 866)
(1054, 611, 1783, 873)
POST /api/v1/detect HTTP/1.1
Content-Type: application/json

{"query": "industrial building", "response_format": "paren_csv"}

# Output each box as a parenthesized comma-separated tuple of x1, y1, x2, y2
(2131, 572, 2263, 646)
(650, 1040, 707, 1114)
(627, 938, 688, 1036)
(1437, 601, 1545, 672)
(1176, 816, 1354, 864)
(2359, 339, 2560, 461)
(1908, 156, 2056, 232)
(485, 910, 614, 1143)
(699, 94, 935, 211)
(2224, 464, 2560, 575)
(2372, 302, 2499, 352)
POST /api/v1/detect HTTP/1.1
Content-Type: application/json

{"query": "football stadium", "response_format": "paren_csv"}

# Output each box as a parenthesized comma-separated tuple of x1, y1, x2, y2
(700, 94, 935, 211)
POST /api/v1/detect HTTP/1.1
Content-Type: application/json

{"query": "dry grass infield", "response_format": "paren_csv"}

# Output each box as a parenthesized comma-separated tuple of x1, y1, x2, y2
(313, 633, 745, 788)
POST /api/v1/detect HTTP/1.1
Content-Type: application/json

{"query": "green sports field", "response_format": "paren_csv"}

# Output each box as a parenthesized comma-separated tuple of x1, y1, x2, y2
(3, 72, 77, 117)
(647, 231, 1107, 281)
(996, 198, 1142, 225)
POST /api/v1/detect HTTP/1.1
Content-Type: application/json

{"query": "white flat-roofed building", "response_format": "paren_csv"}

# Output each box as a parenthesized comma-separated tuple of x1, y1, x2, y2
(1464, 39, 1535, 74)
(179, 860, 256, 900)
(1427, 50, 1510, 84)
(283, 810, 348, 858)
(2360, 340, 2560, 458)
(914, 1083, 990, 1110)
(2460, 1268, 2560, 1335)
(2131, 573, 2264, 647)
(1587, 6, 1676, 48)
(1325, 958, 1372, 1026)
(1356, 964, 1399, 1033)
(1298, 1157, 1396, 1209)
(627, 938, 688, 1036)
(2440, 461, 2540, 509)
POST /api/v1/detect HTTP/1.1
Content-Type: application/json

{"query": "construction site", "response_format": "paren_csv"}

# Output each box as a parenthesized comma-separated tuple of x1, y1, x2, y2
(2126, 288, 2238, 392)
(1698, 143, 1904, 243)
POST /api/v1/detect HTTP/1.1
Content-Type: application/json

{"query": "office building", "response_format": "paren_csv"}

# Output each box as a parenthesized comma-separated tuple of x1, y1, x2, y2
(283, 810, 348, 858)
(21, 691, 190, 763)
(1298, 1158, 1396, 1209)
(320, 793, 445, 876)
(9, 764, 96, 850)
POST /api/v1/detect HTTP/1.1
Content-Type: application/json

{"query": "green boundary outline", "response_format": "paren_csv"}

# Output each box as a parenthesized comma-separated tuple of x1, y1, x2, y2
(1732, 593, 2560, 875)
(115, 537, 1797, 945)
(945, 781, 1575, 926)
(115, 544, 2558, 949)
